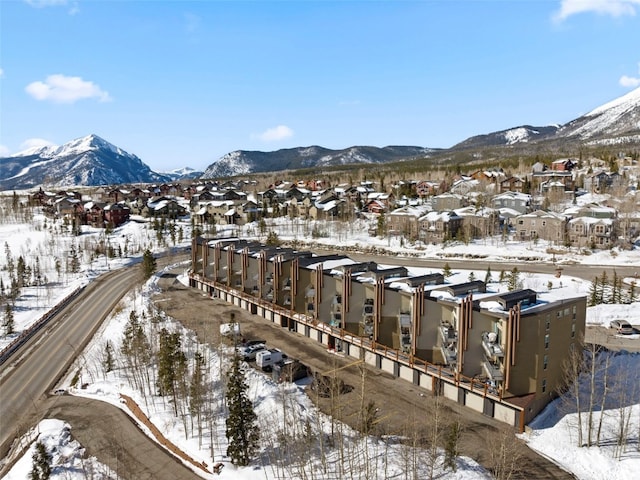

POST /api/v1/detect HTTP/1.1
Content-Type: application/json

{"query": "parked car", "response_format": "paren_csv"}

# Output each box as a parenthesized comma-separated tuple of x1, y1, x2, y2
(610, 319, 634, 335)
(237, 343, 266, 361)
(256, 349, 287, 371)
(273, 360, 310, 383)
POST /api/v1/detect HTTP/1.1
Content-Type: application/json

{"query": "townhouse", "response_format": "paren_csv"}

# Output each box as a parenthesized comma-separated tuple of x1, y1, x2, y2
(190, 238, 586, 430)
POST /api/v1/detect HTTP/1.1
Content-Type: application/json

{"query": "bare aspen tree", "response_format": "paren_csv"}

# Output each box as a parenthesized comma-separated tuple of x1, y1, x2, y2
(487, 426, 526, 480)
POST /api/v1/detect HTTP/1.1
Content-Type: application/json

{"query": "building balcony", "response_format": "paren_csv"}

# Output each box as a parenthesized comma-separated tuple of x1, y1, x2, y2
(283, 296, 291, 306)
(332, 303, 342, 314)
(283, 278, 291, 291)
(481, 332, 504, 359)
(440, 345, 457, 366)
(265, 290, 274, 301)
(363, 299, 374, 315)
(482, 360, 504, 381)
(265, 275, 274, 285)
(439, 325, 458, 346)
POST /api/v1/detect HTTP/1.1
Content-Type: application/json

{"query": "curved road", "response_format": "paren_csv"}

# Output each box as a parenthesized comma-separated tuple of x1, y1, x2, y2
(0, 260, 199, 479)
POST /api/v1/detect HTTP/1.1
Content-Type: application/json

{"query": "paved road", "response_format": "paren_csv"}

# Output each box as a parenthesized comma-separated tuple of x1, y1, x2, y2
(43, 395, 200, 479)
(0, 267, 137, 460)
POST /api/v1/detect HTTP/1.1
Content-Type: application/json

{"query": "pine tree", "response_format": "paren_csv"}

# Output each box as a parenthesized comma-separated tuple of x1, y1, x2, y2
(442, 262, 452, 278)
(141, 249, 157, 280)
(588, 276, 599, 306)
(189, 351, 207, 440)
(68, 243, 80, 274)
(158, 328, 187, 415)
(444, 420, 462, 472)
(484, 266, 493, 284)
(225, 354, 259, 466)
(3, 304, 15, 335)
(468, 271, 476, 282)
(600, 270, 609, 304)
(103, 340, 114, 373)
(30, 441, 52, 480)
(507, 267, 520, 291)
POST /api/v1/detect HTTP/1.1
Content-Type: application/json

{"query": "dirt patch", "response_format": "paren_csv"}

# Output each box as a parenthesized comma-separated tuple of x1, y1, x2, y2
(154, 267, 575, 479)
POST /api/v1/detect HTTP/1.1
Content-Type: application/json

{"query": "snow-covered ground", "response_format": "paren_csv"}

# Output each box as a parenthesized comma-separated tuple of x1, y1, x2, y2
(3, 419, 116, 480)
(1, 205, 639, 479)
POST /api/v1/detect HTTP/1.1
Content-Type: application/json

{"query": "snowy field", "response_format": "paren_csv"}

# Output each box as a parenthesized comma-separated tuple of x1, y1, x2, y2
(1, 206, 639, 479)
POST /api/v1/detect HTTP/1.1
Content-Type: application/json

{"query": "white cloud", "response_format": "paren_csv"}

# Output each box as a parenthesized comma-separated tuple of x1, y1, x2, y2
(254, 125, 294, 142)
(20, 138, 56, 151)
(619, 62, 640, 88)
(25, 74, 111, 103)
(619, 75, 640, 87)
(0, 145, 10, 156)
(553, 0, 640, 21)
(24, 0, 68, 7)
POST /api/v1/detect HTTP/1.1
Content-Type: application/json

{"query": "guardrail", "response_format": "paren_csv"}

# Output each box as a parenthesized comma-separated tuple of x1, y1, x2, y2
(0, 286, 84, 366)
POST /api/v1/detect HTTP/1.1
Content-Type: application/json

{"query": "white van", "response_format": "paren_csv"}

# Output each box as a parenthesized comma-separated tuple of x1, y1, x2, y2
(255, 349, 285, 371)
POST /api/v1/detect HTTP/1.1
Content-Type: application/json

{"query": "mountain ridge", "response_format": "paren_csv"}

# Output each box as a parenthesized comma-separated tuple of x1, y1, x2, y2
(2, 87, 638, 189)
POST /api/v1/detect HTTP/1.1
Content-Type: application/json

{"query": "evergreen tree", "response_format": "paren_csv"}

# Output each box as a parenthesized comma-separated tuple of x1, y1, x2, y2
(265, 230, 280, 246)
(468, 271, 476, 282)
(158, 328, 187, 415)
(376, 212, 386, 237)
(588, 276, 599, 306)
(103, 340, 114, 373)
(141, 249, 157, 280)
(68, 243, 80, 274)
(484, 266, 493, 284)
(442, 262, 452, 278)
(189, 351, 207, 437)
(3, 304, 15, 335)
(507, 267, 520, 291)
(225, 354, 259, 466)
(30, 441, 52, 480)
(600, 270, 609, 304)
(499, 269, 506, 284)
(444, 420, 462, 472)
(628, 281, 637, 304)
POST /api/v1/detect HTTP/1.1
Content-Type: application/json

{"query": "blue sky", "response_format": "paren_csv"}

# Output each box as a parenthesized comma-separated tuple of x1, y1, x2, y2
(1, 0, 639, 172)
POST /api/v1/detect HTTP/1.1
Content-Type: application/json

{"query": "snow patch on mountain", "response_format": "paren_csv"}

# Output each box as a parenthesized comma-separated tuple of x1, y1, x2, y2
(503, 127, 538, 144)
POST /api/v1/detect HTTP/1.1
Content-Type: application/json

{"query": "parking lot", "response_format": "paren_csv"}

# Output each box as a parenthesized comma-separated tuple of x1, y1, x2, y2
(585, 323, 640, 352)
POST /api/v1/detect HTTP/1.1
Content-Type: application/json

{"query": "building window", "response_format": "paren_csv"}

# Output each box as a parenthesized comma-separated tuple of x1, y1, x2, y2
(542, 379, 547, 393)
(546, 316, 550, 331)
(571, 323, 576, 338)
(543, 355, 548, 370)
(544, 334, 550, 349)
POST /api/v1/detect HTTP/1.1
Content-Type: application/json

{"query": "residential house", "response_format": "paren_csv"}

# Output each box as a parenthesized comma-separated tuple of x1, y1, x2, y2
(491, 192, 532, 215)
(431, 193, 465, 211)
(386, 204, 431, 238)
(514, 210, 566, 243)
(418, 211, 463, 243)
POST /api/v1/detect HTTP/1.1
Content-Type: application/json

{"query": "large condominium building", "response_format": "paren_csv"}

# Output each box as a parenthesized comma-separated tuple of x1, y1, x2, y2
(190, 238, 586, 429)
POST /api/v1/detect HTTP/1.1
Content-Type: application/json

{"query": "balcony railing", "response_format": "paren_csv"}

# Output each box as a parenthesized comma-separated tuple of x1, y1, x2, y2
(440, 345, 457, 366)
(481, 332, 504, 358)
(439, 325, 458, 345)
(265, 276, 274, 284)
(482, 360, 504, 381)
(283, 278, 291, 291)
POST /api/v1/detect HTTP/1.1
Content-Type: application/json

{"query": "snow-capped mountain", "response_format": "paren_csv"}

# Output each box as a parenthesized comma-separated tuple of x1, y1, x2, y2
(451, 125, 561, 150)
(201, 145, 438, 178)
(159, 167, 203, 181)
(0, 134, 170, 190)
(453, 87, 640, 151)
(557, 87, 640, 141)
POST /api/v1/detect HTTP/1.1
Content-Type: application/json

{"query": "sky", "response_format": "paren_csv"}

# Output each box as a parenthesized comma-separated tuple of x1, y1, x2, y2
(1, 0, 640, 172)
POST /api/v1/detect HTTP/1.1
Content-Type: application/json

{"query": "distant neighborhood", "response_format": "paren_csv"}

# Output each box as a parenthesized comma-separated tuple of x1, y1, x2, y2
(29, 155, 639, 252)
